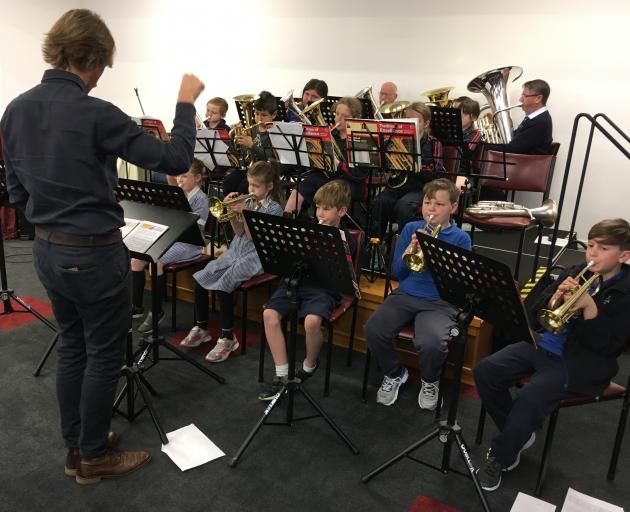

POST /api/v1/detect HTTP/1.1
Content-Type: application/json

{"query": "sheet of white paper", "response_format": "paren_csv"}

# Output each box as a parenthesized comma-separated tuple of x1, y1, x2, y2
(195, 128, 233, 170)
(268, 122, 309, 167)
(123, 221, 168, 254)
(561, 488, 624, 512)
(537, 235, 569, 247)
(511, 492, 556, 512)
(161, 424, 225, 471)
(121, 218, 140, 239)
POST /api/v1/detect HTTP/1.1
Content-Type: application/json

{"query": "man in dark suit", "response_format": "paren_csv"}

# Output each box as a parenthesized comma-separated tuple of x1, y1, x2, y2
(486, 79, 553, 155)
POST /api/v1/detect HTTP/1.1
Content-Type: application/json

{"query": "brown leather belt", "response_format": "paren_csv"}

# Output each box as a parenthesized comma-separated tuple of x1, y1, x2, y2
(35, 227, 122, 247)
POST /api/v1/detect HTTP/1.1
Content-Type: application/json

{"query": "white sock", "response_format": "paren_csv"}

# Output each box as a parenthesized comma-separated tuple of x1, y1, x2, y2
(302, 361, 317, 373)
(275, 364, 288, 378)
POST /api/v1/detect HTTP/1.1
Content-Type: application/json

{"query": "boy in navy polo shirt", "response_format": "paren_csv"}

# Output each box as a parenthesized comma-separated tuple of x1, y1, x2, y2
(364, 178, 471, 409)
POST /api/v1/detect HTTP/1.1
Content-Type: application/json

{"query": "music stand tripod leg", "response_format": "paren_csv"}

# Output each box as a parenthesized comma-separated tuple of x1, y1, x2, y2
(230, 267, 359, 467)
(33, 333, 59, 376)
(361, 310, 492, 512)
(114, 330, 169, 444)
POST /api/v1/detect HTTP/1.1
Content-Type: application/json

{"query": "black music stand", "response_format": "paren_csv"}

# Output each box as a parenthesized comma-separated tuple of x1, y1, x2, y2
(362, 233, 537, 512)
(346, 119, 422, 281)
(268, 123, 334, 216)
(0, 169, 60, 376)
(229, 211, 360, 467)
(111, 181, 225, 442)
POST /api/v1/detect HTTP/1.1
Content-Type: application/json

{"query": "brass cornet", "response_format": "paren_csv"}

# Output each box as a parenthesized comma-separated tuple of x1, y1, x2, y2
(537, 262, 601, 334)
(402, 215, 442, 272)
(209, 193, 257, 222)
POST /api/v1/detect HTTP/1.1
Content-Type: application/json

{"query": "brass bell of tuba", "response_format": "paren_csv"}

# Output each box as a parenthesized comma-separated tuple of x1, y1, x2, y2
(467, 66, 523, 144)
(465, 198, 558, 228)
(421, 86, 455, 107)
(208, 193, 257, 222)
(402, 215, 442, 272)
(537, 262, 601, 334)
(378, 100, 410, 119)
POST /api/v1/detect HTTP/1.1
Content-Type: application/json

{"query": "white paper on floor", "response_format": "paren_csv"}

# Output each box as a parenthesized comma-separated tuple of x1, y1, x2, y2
(510, 491, 556, 512)
(161, 424, 225, 471)
(561, 488, 624, 512)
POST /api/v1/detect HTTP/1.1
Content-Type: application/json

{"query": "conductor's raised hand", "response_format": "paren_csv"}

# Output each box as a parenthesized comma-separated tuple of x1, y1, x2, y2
(177, 74, 205, 104)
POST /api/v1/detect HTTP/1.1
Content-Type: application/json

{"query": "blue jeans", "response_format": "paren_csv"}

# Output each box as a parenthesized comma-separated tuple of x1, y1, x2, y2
(33, 239, 131, 458)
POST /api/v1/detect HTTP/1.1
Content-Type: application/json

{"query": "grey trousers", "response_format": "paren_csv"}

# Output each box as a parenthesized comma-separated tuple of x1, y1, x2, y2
(364, 288, 458, 382)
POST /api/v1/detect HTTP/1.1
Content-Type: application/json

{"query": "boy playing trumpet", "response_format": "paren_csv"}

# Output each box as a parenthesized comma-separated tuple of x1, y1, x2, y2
(474, 218, 630, 491)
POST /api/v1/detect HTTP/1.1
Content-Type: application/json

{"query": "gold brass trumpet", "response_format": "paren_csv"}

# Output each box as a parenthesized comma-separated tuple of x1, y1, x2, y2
(209, 193, 257, 222)
(402, 215, 442, 272)
(537, 262, 601, 334)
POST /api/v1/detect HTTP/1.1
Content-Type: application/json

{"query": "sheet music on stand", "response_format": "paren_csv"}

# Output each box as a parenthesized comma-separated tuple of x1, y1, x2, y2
(268, 122, 337, 172)
(195, 128, 240, 170)
(131, 116, 169, 141)
(345, 118, 421, 172)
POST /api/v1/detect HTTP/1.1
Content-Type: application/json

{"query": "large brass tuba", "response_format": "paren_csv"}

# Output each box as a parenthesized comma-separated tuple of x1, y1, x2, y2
(537, 262, 601, 334)
(355, 85, 383, 120)
(421, 86, 455, 107)
(467, 66, 523, 144)
(229, 94, 258, 141)
(465, 198, 558, 227)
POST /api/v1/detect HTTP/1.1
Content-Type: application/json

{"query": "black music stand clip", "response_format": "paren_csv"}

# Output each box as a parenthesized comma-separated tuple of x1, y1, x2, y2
(229, 211, 360, 467)
(362, 234, 537, 512)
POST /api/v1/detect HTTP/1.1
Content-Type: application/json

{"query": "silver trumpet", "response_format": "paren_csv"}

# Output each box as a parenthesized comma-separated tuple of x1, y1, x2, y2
(465, 198, 558, 227)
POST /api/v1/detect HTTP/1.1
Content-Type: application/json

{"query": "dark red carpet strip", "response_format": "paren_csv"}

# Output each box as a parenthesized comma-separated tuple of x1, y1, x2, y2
(407, 495, 460, 512)
(0, 296, 53, 331)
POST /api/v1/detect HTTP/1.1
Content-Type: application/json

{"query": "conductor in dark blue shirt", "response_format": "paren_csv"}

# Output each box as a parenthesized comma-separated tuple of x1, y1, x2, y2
(0, 9, 204, 484)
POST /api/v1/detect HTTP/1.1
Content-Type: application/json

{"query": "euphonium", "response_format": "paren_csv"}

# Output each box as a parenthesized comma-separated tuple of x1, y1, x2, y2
(378, 100, 410, 119)
(208, 193, 257, 222)
(465, 199, 557, 228)
(537, 262, 601, 334)
(421, 86, 455, 107)
(229, 94, 258, 141)
(354, 85, 383, 120)
(467, 66, 523, 144)
(402, 215, 442, 272)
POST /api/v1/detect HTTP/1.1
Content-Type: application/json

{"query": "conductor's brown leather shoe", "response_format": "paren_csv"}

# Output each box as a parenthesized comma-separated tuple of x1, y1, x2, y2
(64, 431, 122, 477)
(75, 450, 151, 485)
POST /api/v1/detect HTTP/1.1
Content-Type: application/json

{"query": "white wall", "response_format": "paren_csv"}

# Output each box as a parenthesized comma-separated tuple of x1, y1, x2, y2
(2, 0, 630, 237)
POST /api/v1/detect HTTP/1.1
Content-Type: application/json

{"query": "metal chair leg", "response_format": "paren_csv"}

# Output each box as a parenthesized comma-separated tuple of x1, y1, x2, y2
(607, 394, 629, 480)
(535, 408, 559, 497)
